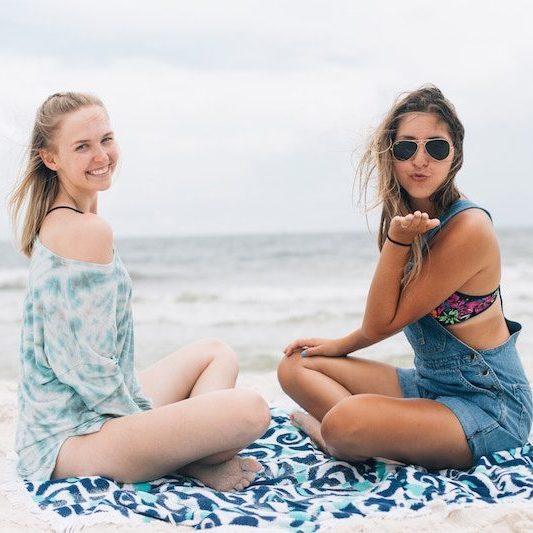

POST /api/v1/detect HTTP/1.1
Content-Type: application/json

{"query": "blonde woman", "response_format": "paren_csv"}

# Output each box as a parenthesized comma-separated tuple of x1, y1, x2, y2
(11, 92, 270, 488)
(279, 85, 532, 470)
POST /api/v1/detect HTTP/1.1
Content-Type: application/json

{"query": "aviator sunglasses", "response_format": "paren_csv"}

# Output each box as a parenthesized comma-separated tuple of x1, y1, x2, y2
(391, 138, 451, 161)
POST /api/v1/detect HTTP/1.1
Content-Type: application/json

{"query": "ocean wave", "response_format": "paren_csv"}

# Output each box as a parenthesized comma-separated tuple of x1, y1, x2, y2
(275, 310, 361, 325)
(174, 292, 220, 303)
(132, 307, 360, 327)
(132, 285, 367, 306)
(0, 280, 26, 291)
(238, 353, 281, 372)
(213, 310, 360, 327)
(128, 269, 175, 281)
(0, 270, 27, 291)
(133, 292, 220, 304)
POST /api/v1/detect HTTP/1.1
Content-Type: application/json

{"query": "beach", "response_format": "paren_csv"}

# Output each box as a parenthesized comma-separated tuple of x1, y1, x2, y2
(2, 369, 533, 531)
(1, 230, 533, 531)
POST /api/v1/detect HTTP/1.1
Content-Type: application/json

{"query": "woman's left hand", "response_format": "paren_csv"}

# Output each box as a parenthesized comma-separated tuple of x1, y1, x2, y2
(388, 211, 440, 244)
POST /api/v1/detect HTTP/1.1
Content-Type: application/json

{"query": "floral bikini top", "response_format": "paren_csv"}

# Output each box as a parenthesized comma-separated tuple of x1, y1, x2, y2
(422, 199, 502, 326)
(431, 287, 500, 325)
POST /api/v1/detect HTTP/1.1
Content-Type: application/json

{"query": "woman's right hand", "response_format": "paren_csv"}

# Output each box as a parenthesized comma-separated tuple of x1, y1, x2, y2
(283, 337, 348, 358)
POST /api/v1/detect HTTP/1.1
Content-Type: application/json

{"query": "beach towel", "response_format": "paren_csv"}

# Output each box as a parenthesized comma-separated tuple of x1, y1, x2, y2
(2, 407, 532, 531)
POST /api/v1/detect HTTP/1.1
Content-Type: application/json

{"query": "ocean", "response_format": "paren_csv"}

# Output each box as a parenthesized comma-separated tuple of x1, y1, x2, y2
(1, 229, 532, 380)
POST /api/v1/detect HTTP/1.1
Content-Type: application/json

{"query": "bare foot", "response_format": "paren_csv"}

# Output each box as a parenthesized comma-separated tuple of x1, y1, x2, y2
(181, 456, 262, 492)
(290, 411, 330, 454)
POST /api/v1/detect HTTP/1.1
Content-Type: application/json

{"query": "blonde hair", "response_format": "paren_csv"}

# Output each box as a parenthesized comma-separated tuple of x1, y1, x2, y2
(358, 85, 464, 286)
(9, 92, 105, 257)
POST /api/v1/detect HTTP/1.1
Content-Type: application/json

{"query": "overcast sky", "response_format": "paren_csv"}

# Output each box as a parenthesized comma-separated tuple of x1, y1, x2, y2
(1, 0, 532, 239)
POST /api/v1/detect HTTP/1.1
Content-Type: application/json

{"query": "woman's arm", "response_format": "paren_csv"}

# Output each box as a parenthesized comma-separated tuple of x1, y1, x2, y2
(284, 208, 497, 357)
(361, 210, 437, 340)
(284, 211, 437, 357)
(283, 327, 378, 357)
(362, 208, 497, 340)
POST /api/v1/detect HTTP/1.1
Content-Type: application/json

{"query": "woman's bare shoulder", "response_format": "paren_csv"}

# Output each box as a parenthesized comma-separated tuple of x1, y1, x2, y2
(39, 211, 113, 264)
(442, 207, 497, 244)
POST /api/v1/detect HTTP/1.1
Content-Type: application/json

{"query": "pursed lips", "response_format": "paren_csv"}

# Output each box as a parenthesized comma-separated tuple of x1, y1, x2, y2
(410, 173, 430, 181)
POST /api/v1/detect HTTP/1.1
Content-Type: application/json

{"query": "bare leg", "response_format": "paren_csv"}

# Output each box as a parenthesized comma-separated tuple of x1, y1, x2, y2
(278, 352, 403, 420)
(278, 353, 471, 469)
(321, 394, 472, 469)
(139, 338, 240, 404)
(53, 339, 271, 489)
(53, 388, 271, 488)
(278, 352, 403, 454)
(138, 338, 267, 488)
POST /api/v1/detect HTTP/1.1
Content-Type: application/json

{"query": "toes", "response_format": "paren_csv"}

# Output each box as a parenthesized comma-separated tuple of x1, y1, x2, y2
(290, 411, 306, 427)
(291, 412, 321, 433)
(242, 469, 256, 483)
(241, 457, 262, 473)
(235, 475, 254, 491)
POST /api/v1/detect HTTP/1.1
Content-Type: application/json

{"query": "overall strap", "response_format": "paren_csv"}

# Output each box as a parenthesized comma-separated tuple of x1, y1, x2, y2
(423, 198, 492, 245)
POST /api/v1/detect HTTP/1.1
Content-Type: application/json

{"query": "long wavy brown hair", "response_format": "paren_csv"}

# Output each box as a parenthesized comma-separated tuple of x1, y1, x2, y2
(9, 92, 105, 257)
(358, 85, 465, 286)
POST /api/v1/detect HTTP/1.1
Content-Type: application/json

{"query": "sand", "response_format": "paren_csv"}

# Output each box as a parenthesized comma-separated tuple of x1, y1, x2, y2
(1, 367, 533, 532)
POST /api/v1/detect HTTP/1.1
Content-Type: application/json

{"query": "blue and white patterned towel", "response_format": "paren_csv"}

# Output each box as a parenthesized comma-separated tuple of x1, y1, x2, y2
(17, 407, 533, 531)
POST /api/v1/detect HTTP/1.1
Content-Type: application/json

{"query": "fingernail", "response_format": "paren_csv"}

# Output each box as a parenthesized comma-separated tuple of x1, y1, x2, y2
(301, 350, 307, 357)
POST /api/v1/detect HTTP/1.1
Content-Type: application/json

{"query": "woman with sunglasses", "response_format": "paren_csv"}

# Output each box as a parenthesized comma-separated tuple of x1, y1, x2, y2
(11, 92, 270, 486)
(278, 85, 532, 470)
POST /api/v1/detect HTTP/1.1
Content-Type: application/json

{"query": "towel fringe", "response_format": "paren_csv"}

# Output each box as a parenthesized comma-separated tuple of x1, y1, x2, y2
(320, 498, 533, 531)
(0, 451, 147, 532)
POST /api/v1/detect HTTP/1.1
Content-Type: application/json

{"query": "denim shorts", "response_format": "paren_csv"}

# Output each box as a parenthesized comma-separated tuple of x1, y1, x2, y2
(398, 316, 532, 464)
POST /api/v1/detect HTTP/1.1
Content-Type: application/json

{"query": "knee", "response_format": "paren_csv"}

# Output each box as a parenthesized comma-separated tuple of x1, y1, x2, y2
(202, 338, 238, 370)
(321, 395, 373, 456)
(321, 405, 346, 451)
(277, 353, 305, 394)
(232, 389, 271, 439)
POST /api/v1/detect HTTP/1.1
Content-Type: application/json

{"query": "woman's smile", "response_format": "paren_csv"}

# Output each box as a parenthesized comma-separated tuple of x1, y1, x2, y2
(86, 164, 113, 178)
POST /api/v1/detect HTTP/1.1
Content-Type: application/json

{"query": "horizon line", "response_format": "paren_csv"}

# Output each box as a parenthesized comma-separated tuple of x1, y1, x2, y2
(1, 223, 532, 245)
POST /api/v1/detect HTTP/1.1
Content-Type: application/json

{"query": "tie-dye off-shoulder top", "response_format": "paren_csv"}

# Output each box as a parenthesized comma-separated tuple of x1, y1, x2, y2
(15, 239, 152, 481)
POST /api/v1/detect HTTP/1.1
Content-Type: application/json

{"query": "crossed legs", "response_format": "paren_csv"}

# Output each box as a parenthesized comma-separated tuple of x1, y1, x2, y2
(277, 352, 472, 470)
(53, 339, 271, 489)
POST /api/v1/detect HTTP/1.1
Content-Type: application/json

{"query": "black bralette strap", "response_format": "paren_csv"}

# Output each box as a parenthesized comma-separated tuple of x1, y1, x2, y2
(46, 206, 84, 215)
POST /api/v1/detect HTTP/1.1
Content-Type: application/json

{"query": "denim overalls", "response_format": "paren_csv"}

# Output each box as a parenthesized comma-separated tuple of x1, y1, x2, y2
(397, 199, 532, 463)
